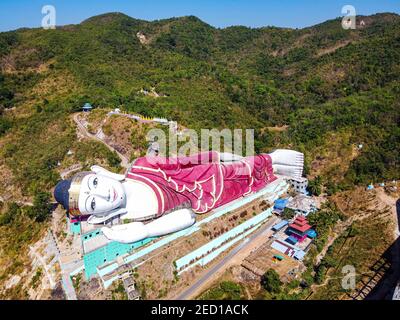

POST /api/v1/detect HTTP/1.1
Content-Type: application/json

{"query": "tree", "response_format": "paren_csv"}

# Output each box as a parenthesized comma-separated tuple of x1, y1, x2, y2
(308, 176, 322, 196)
(0, 117, 11, 136)
(107, 151, 121, 168)
(261, 269, 282, 294)
(219, 281, 242, 299)
(35, 105, 43, 113)
(0, 202, 21, 226)
(27, 191, 52, 222)
(0, 87, 14, 107)
(348, 225, 360, 237)
(281, 208, 296, 220)
(315, 265, 326, 284)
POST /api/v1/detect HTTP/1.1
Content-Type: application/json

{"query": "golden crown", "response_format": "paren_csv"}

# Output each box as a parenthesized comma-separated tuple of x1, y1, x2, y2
(68, 172, 91, 217)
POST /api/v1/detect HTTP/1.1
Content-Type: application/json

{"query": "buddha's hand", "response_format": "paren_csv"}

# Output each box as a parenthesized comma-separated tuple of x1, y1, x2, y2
(101, 208, 196, 243)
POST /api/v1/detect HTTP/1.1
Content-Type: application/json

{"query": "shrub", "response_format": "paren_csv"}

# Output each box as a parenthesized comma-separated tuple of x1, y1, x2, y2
(261, 269, 282, 294)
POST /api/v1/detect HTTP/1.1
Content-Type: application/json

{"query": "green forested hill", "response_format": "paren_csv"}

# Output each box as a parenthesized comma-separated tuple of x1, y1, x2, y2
(0, 12, 399, 196)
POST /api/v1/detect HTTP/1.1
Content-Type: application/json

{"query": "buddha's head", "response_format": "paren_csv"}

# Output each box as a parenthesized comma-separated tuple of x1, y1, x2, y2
(54, 171, 125, 217)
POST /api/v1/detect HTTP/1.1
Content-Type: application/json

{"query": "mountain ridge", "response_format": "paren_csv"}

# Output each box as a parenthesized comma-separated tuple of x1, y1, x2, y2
(74, 11, 400, 31)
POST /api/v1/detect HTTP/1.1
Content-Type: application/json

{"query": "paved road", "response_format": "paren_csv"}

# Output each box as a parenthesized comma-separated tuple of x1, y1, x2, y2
(73, 113, 129, 169)
(175, 216, 278, 300)
(62, 273, 78, 300)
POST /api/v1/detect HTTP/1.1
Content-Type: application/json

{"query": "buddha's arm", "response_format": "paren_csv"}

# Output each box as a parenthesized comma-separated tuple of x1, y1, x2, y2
(101, 208, 196, 243)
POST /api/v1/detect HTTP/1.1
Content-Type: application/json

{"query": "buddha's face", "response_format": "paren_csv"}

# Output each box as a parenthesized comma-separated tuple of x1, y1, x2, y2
(78, 174, 125, 216)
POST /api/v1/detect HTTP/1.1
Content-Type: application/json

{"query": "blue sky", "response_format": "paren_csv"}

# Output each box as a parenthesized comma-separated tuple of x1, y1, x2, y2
(0, 0, 399, 32)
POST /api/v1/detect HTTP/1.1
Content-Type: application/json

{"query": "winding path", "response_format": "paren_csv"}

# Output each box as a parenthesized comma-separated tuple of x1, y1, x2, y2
(60, 164, 83, 179)
(73, 113, 129, 169)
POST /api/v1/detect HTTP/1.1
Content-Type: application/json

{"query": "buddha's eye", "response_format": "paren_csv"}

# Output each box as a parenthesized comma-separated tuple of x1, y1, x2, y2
(91, 198, 96, 210)
(93, 177, 98, 188)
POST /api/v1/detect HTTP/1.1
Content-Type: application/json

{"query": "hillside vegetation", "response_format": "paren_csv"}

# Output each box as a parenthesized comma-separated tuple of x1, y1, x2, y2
(0, 12, 399, 196)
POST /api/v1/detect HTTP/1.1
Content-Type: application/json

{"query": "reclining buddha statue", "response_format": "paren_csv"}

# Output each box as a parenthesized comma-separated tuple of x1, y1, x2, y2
(54, 149, 304, 243)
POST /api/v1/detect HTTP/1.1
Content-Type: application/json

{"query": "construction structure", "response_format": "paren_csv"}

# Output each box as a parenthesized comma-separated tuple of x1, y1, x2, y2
(107, 110, 170, 126)
(121, 272, 141, 300)
(272, 220, 289, 232)
(52, 147, 305, 297)
(268, 214, 317, 262)
(286, 194, 318, 216)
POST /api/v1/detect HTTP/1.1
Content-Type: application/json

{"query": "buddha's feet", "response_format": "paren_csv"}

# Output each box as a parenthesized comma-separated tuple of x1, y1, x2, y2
(269, 149, 304, 178)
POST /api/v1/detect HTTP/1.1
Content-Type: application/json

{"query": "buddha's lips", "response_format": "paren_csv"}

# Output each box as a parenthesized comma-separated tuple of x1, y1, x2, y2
(113, 188, 117, 201)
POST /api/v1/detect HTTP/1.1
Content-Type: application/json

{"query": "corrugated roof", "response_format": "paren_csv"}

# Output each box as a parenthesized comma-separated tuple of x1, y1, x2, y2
(271, 241, 289, 254)
(286, 235, 299, 244)
(272, 220, 288, 231)
(294, 250, 306, 260)
(288, 222, 311, 233)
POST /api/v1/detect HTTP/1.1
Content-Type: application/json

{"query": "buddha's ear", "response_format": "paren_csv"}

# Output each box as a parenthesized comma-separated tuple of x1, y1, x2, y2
(90, 165, 125, 181)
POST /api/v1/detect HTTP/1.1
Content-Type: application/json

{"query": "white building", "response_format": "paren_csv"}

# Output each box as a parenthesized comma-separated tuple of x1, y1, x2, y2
(287, 176, 308, 194)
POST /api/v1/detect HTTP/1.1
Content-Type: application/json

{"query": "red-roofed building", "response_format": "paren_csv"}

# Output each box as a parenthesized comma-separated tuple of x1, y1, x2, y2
(287, 216, 312, 242)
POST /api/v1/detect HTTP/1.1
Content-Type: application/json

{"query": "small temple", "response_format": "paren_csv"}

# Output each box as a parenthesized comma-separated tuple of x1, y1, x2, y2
(286, 215, 315, 244)
(82, 102, 93, 112)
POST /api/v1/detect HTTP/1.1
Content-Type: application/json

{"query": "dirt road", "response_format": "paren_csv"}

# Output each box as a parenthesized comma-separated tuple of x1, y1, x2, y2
(0, 195, 33, 206)
(73, 113, 129, 169)
(60, 164, 83, 179)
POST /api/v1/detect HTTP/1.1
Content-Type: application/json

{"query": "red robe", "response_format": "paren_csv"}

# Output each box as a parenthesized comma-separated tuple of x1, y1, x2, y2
(126, 151, 276, 215)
